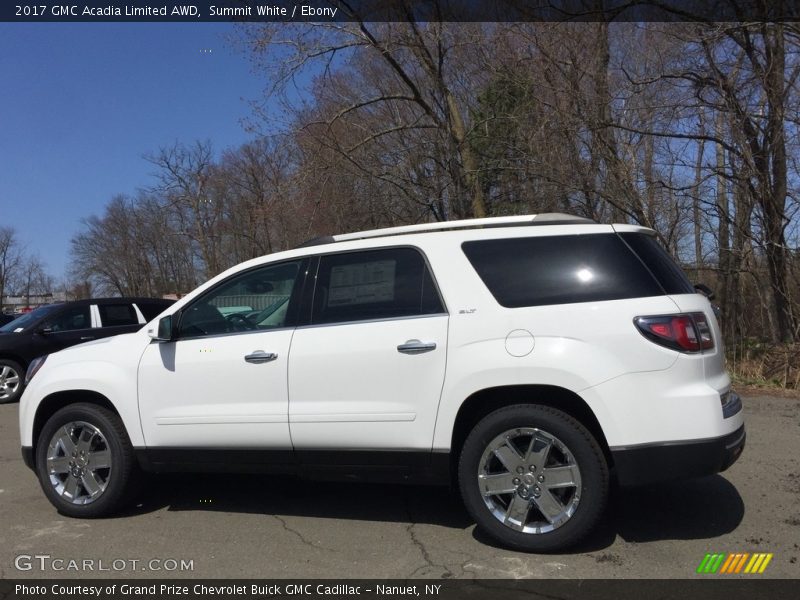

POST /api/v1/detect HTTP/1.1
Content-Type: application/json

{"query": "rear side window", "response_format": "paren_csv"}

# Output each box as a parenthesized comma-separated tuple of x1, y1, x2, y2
(98, 303, 139, 327)
(312, 248, 444, 325)
(462, 234, 663, 308)
(619, 232, 694, 294)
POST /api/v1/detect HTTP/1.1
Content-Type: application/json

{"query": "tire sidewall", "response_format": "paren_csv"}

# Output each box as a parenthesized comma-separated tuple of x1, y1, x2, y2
(458, 404, 608, 552)
(35, 403, 133, 518)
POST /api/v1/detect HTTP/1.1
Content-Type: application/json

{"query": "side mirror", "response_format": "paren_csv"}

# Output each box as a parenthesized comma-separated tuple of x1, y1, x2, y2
(694, 283, 716, 301)
(148, 314, 175, 342)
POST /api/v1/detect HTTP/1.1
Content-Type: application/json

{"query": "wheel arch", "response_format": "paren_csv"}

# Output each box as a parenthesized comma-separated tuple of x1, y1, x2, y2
(32, 390, 120, 453)
(450, 385, 612, 472)
(0, 353, 28, 369)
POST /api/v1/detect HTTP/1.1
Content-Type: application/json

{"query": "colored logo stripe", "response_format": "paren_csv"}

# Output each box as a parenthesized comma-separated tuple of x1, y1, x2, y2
(721, 553, 748, 573)
(697, 553, 773, 574)
(697, 553, 725, 573)
(744, 553, 774, 574)
(720, 554, 736, 573)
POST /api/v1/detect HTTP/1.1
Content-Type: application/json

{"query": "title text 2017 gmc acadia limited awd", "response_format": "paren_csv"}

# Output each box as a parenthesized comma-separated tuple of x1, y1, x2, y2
(19, 214, 745, 551)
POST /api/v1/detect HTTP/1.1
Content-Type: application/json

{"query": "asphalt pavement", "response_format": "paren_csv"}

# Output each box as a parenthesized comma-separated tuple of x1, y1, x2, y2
(1, 393, 798, 579)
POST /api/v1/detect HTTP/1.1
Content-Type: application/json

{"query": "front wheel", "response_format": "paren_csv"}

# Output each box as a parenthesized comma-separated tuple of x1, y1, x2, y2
(35, 402, 139, 517)
(458, 404, 608, 552)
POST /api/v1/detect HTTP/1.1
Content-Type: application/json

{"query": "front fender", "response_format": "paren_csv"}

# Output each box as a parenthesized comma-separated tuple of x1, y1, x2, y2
(19, 359, 143, 447)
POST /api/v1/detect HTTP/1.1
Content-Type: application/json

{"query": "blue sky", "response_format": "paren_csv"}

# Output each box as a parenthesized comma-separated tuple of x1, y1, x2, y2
(0, 23, 269, 280)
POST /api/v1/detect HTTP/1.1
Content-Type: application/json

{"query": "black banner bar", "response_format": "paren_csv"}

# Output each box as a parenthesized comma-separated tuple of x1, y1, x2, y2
(2, 580, 797, 600)
(3, 1, 800, 23)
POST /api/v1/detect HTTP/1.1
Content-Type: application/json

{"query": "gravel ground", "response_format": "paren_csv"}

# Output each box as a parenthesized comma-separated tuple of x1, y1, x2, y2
(0, 393, 798, 579)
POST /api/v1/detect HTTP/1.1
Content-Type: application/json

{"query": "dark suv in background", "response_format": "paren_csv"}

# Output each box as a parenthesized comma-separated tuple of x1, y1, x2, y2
(0, 297, 173, 403)
(0, 313, 18, 327)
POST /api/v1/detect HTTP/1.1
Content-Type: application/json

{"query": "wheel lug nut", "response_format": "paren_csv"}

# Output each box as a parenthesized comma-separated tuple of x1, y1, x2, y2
(537, 475, 545, 483)
(529, 465, 536, 472)
(513, 478, 520, 485)
(516, 466, 524, 474)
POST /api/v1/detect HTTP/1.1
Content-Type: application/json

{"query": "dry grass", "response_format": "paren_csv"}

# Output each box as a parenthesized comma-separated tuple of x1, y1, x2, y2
(726, 341, 800, 394)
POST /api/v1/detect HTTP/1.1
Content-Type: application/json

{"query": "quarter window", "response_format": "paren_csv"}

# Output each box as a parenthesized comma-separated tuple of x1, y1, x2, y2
(462, 234, 664, 308)
(137, 301, 171, 321)
(311, 248, 444, 325)
(178, 260, 303, 338)
(619, 232, 694, 294)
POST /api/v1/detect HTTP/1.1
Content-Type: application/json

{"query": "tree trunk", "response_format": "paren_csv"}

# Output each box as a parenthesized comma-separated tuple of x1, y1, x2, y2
(693, 113, 705, 269)
(762, 23, 795, 342)
(715, 113, 731, 340)
(445, 89, 486, 218)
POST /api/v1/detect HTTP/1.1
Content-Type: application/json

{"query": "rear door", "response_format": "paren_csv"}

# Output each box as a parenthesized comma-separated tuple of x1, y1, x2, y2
(288, 247, 449, 452)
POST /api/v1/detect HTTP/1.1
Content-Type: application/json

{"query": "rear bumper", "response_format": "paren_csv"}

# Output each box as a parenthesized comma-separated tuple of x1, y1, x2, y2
(611, 425, 745, 487)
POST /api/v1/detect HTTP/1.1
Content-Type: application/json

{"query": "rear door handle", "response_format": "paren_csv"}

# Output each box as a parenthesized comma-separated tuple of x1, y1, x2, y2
(397, 339, 437, 355)
(80, 336, 94, 341)
(244, 350, 278, 364)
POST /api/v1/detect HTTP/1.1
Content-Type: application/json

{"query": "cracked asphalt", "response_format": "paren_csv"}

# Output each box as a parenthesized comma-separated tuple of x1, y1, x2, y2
(1, 392, 798, 579)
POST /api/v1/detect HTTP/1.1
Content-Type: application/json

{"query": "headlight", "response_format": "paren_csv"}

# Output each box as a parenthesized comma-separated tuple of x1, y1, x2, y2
(25, 355, 48, 385)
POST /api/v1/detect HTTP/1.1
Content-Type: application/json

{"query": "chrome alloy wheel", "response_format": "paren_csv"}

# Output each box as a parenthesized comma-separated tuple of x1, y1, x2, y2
(478, 427, 582, 534)
(0, 365, 20, 400)
(46, 421, 112, 505)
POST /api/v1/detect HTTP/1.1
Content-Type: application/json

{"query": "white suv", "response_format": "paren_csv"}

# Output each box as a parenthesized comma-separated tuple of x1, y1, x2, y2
(19, 214, 745, 551)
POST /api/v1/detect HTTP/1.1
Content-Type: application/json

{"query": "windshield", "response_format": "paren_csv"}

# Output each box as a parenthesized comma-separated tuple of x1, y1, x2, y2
(0, 304, 61, 333)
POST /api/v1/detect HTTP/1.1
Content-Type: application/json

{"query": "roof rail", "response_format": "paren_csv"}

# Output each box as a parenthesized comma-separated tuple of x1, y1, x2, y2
(294, 235, 336, 249)
(331, 213, 594, 243)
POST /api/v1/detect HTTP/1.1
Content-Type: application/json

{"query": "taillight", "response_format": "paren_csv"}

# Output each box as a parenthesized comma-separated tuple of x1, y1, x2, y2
(691, 312, 714, 350)
(634, 312, 715, 353)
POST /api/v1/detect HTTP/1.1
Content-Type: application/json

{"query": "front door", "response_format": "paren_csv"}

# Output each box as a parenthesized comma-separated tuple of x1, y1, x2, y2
(39, 304, 96, 351)
(138, 259, 306, 450)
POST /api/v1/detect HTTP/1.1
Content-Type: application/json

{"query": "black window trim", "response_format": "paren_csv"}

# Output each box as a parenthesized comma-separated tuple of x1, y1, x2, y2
(298, 244, 448, 329)
(173, 257, 311, 342)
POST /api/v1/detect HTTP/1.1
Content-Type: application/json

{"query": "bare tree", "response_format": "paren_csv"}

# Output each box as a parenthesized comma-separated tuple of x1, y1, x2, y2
(146, 141, 224, 278)
(0, 227, 23, 308)
(241, 11, 490, 219)
(18, 255, 51, 307)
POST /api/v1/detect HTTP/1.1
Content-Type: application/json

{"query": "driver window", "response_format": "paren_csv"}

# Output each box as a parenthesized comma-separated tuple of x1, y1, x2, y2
(178, 260, 302, 338)
(44, 306, 91, 332)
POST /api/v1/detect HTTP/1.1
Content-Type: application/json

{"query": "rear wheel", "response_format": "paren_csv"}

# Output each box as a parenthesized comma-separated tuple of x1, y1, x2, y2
(0, 359, 24, 404)
(36, 402, 139, 517)
(458, 404, 608, 552)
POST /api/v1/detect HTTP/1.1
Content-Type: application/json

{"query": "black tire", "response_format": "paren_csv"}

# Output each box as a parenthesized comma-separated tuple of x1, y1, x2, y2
(35, 402, 139, 517)
(0, 359, 25, 404)
(458, 404, 608, 552)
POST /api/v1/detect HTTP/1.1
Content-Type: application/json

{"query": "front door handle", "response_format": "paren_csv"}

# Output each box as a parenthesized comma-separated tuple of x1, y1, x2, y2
(244, 350, 278, 364)
(397, 339, 437, 355)
(80, 336, 94, 341)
